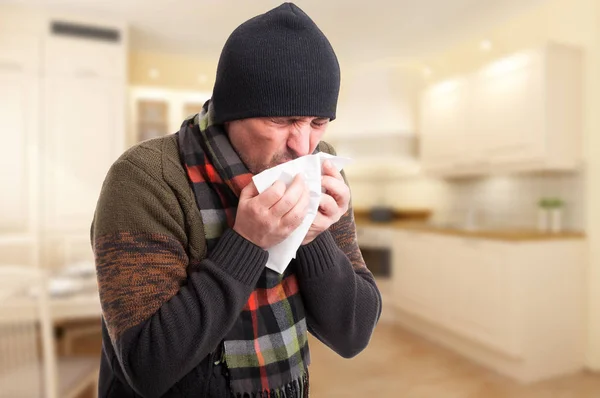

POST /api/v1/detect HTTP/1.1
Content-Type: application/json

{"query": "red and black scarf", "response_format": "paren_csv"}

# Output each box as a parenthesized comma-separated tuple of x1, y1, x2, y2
(178, 101, 310, 397)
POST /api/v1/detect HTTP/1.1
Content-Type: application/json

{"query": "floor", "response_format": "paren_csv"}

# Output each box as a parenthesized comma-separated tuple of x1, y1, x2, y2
(308, 323, 600, 397)
(71, 322, 600, 398)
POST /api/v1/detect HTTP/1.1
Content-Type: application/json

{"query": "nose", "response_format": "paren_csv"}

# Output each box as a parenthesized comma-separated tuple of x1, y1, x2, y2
(287, 123, 312, 157)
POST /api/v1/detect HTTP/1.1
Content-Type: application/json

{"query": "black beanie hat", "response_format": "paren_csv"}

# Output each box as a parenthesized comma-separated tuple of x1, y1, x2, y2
(211, 2, 341, 124)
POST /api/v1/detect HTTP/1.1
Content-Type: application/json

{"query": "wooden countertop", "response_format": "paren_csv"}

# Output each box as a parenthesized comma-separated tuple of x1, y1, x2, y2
(354, 215, 585, 242)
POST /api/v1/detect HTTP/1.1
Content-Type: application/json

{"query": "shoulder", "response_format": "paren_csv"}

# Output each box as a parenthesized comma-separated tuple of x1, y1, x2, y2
(93, 134, 188, 241)
(113, 134, 182, 183)
(317, 140, 337, 155)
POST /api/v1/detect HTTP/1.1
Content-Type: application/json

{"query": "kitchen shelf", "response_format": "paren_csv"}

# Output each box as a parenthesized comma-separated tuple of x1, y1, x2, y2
(136, 99, 168, 142)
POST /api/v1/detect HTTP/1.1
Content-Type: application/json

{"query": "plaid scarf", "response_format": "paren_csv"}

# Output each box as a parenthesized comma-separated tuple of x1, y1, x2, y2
(177, 101, 310, 398)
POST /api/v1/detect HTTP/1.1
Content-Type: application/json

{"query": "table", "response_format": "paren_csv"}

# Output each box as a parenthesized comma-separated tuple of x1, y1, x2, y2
(50, 292, 102, 323)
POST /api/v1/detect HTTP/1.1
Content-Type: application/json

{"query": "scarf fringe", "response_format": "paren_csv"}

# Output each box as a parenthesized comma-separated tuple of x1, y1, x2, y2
(234, 373, 309, 398)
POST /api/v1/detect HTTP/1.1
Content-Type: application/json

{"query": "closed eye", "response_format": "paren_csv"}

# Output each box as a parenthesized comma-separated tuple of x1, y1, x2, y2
(269, 117, 329, 127)
(312, 119, 329, 127)
(270, 117, 288, 125)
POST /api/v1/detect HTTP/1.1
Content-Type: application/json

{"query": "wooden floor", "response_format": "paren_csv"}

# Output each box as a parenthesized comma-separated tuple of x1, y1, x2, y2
(309, 323, 600, 397)
(71, 322, 600, 397)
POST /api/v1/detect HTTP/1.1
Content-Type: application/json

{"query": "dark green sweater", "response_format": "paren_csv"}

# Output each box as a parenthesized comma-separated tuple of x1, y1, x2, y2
(91, 134, 382, 397)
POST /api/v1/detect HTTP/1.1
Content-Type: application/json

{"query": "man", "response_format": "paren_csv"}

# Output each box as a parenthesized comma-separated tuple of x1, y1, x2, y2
(91, 3, 381, 397)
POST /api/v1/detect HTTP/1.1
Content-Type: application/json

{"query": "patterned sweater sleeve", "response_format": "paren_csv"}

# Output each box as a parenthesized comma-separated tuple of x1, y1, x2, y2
(294, 142, 382, 358)
(91, 153, 267, 398)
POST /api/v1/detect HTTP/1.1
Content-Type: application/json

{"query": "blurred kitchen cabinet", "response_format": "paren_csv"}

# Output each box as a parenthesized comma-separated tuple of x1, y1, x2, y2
(392, 230, 515, 354)
(182, 102, 204, 120)
(469, 50, 545, 166)
(137, 100, 168, 142)
(43, 76, 124, 233)
(419, 77, 470, 174)
(0, 12, 127, 271)
(129, 88, 210, 146)
(0, 34, 41, 268)
(392, 229, 584, 383)
(420, 43, 582, 176)
(393, 231, 444, 319)
(44, 36, 125, 79)
(0, 35, 40, 236)
(472, 44, 582, 171)
(447, 238, 518, 357)
(42, 29, 126, 235)
(0, 34, 40, 73)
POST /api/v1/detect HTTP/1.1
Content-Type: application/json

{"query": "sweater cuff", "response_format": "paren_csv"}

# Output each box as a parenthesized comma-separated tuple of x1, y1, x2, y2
(296, 231, 340, 279)
(209, 228, 268, 285)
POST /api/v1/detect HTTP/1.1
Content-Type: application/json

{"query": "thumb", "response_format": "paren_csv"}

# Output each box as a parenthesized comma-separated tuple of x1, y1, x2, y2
(239, 180, 259, 201)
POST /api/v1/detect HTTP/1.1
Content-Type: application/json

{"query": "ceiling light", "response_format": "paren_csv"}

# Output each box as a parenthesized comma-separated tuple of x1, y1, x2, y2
(433, 79, 461, 94)
(480, 40, 492, 52)
(148, 68, 160, 79)
(483, 53, 531, 77)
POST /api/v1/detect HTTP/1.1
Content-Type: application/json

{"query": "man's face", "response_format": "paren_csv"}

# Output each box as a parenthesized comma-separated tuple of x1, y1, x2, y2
(225, 116, 329, 174)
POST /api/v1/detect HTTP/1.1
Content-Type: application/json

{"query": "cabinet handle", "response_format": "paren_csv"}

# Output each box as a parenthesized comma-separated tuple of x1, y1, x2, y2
(453, 159, 490, 169)
(75, 69, 99, 78)
(0, 61, 23, 71)
(487, 144, 525, 154)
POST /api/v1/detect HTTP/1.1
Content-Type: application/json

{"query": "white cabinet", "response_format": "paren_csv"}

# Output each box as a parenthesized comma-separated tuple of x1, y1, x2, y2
(447, 238, 518, 357)
(0, 34, 40, 74)
(393, 232, 519, 357)
(0, 34, 41, 266)
(392, 229, 584, 383)
(0, 36, 40, 235)
(394, 231, 442, 319)
(420, 43, 582, 176)
(0, 12, 127, 268)
(419, 78, 470, 173)
(45, 36, 125, 79)
(470, 50, 546, 166)
(39, 22, 126, 236)
(42, 76, 124, 232)
(128, 87, 210, 146)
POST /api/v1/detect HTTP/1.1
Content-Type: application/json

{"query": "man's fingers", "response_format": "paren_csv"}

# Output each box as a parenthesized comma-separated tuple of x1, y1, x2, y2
(321, 175, 348, 205)
(281, 183, 310, 229)
(318, 193, 338, 217)
(240, 180, 259, 200)
(270, 174, 307, 218)
(256, 180, 286, 208)
(322, 160, 343, 180)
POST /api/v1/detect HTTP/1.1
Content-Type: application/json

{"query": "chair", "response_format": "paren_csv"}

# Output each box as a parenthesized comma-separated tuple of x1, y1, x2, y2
(0, 265, 99, 398)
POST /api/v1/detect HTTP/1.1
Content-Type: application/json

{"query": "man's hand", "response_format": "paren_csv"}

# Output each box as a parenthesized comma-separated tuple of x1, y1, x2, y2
(234, 174, 310, 249)
(302, 160, 350, 245)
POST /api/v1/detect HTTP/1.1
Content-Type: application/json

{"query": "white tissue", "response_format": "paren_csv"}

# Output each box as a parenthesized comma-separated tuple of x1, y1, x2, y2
(252, 153, 352, 274)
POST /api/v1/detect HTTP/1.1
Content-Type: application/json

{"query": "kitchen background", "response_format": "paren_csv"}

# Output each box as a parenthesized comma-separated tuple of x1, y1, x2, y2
(1, 0, 600, 396)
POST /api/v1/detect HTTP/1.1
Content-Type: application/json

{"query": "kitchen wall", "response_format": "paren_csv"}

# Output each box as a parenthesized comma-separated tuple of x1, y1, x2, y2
(432, 172, 585, 229)
(129, 50, 216, 91)
(347, 172, 584, 230)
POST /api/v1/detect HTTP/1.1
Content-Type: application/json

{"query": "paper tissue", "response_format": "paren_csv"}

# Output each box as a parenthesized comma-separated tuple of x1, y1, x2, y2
(252, 153, 352, 273)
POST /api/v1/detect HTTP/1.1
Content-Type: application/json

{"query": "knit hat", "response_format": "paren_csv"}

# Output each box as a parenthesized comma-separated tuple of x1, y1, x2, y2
(211, 2, 341, 124)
